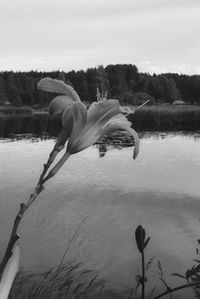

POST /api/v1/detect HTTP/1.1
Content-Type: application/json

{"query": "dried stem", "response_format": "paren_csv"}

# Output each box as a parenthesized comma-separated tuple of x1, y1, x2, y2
(135, 99, 150, 111)
(58, 216, 88, 269)
(52, 216, 88, 280)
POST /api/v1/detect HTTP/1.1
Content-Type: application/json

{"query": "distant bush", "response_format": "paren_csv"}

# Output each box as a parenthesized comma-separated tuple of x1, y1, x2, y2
(128, 105, 200, 131)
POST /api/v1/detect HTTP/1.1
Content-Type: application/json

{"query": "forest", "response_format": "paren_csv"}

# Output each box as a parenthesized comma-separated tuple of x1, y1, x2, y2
(0, 64, 200, 107)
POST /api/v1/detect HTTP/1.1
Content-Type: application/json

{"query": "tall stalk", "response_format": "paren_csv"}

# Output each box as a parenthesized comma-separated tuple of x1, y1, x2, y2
(141, 249, 145, 299)
(0, 146, 61, 277)
(135, 225, 150, 299)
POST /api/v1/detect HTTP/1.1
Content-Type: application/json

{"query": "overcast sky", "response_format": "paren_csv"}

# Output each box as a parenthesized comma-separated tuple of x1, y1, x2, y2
(0, 0, 200, 74)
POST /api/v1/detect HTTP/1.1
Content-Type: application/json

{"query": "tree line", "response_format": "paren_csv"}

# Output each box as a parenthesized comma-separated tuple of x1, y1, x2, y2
(0, 64, 200, 107)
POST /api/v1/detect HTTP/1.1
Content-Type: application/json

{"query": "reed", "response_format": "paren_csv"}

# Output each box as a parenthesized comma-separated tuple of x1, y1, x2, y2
(0, 106, 33, 115)
(9, 262, 102, 299)
(128, 105, 200, 131)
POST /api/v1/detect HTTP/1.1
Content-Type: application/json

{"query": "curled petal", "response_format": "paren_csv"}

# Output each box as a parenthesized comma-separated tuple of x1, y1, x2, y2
(55, 106, 74, 148)
(120, 106, 134, 115)
(68, 126, 100, 154)
(67, 103, 87, 152)
(62, 105, 73, 127)
(87, 99, 121, 127)
(0, 246, 20, 299)
(102, 116, 139, 159)
(67, 100, 121, 154)
(38, 78, 81, 102)
(49, 95, 74, 119)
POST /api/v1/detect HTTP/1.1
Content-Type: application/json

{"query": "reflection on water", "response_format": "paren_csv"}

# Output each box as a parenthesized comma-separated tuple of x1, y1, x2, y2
(96, 144, 108, 158)
(0, 113, 58, 138)
(1, 113, 200, 140)
(0, 125, 200, 297)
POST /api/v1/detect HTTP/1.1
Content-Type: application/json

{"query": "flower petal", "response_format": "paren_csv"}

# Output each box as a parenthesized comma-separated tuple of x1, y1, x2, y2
(120, 106, 134, 115)
(38, 78, 81, 102)
(0, 246, 20, 299)
(102, 116, 139, 159)
(55, 105, 74, 148)
(68, 126, 100, 154)
(67, 102, 87, 153)
(67, 100, 123, 154)
(87, 99, 121, 127)
(48, 95, 75, 119)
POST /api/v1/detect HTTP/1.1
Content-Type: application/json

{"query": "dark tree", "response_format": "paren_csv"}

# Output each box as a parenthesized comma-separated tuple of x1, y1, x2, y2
(0, 64, 199, 107)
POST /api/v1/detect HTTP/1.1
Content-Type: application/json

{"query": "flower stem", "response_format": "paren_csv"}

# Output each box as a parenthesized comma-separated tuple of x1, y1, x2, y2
(37, 146, 62, 184)
(0, 204, 26, 277)
(42, 152, 70, 184)
(141, 250, 145, 299)
(0, 147, 62, 277)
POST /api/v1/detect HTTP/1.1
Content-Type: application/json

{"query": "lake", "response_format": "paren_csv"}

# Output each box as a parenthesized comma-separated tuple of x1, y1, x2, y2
(0, 116, 200, 297)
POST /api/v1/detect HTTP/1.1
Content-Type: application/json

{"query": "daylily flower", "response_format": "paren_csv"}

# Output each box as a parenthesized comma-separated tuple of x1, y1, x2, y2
(38, 78, 139, 182)
(0, 246, 20, 299)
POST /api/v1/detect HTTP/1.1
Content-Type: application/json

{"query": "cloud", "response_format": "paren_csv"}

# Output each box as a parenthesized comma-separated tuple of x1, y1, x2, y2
(1, 0, 200, 23)
(137, 61, 200, 75)
(1, 55, 200, 75)
(0, 50, 106, 72)
(0, 0, 200, 74)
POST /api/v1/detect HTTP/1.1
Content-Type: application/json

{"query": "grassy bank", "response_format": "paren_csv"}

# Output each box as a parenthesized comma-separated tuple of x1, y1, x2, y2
(0, 106, 33, 115)
(128, 105, 200, 131)
(9, 263, 103, 299)
(1, 104, 200, 132)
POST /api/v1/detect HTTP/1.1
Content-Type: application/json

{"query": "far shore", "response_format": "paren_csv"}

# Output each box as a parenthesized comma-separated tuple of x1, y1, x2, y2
(1, 103, 200, 131)
(0, 102, 200, 114)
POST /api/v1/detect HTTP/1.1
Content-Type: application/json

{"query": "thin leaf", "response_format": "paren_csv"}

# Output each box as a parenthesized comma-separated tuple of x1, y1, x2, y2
(145, 256, 154, 271)
(194, 260, 200, 263)
(144, 237, 150, 249)
(171, 273, 186, 279)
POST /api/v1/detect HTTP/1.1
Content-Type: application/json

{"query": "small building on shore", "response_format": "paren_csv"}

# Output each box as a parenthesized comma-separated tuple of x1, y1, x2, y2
(0, 97, 11, 106)
(172, 100, 185, 105)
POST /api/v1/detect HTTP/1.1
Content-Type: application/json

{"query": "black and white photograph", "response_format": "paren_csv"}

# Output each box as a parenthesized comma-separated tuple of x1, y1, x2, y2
(0, 0, 200, 298)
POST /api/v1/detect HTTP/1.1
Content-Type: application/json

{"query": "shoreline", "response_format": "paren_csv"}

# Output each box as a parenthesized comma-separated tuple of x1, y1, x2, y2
(1, 104, 200, 131)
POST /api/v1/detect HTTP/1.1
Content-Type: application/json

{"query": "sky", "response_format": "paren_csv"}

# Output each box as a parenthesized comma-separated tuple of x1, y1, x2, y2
(0, 0, 200, 74)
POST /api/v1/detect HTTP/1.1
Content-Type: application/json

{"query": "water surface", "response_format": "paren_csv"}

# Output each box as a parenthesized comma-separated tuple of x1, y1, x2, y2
(0, 132, 200, 297)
